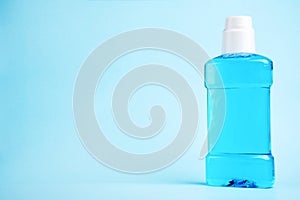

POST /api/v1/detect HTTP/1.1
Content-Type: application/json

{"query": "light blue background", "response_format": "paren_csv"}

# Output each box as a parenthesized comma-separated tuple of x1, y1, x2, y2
(1, 0, 299, 199)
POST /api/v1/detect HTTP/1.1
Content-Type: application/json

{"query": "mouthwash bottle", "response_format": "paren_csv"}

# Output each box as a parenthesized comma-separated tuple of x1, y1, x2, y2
(205, 16, 274, 188)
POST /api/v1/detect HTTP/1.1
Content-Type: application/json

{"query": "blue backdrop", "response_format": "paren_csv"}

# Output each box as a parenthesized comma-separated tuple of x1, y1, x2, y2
(1, 0, 299, 199)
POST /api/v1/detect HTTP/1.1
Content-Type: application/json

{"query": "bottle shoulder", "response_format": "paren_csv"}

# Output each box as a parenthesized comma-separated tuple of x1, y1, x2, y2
(204, 53, 273, 88)
(205, 53, 272, 66)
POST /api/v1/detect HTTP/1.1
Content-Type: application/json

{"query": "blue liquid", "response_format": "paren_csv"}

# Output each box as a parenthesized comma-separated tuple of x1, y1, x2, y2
(205, 53, 274, 188)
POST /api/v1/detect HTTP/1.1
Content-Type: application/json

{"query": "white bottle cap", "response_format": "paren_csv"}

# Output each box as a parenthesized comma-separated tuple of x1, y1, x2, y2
(222, 16, 256, 54)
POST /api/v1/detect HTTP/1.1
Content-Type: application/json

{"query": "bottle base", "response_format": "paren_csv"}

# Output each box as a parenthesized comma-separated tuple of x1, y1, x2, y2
(206, 153, 274, 188)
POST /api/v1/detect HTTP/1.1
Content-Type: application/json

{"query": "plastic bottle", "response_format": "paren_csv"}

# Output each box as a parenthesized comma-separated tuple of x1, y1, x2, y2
(205, 16, 274, 188)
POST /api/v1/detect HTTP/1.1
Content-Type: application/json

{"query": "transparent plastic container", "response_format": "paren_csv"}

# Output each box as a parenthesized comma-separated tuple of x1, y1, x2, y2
(205, 53, 274, 188)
